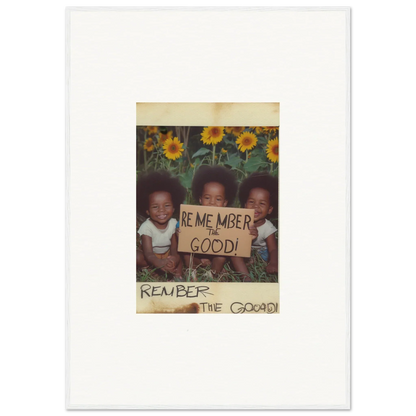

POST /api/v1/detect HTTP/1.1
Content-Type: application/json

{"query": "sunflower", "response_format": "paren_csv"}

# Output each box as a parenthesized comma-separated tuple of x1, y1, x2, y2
(249, 126, 264, 134)
(266, 138, 279, 163)
(147, 126, 158, 135)
(236, 131, 257, 152)
(143, 138, 154, 152)
(225, 126, 245, 136)
(263, 126, 279, 134)
(221, 148, 227, 154)
(163, 137, 184, 160)
(158, 130, 173, 147)
(200, 126, 224, 145)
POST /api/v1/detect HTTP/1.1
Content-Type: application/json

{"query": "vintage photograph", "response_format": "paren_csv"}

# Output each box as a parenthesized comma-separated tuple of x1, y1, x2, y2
(136, 124, 279, 284)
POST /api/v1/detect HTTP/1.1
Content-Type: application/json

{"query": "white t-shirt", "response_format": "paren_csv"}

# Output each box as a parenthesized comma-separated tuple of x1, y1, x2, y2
(252, 219, 277, 250)
(138, 218, 177, 254)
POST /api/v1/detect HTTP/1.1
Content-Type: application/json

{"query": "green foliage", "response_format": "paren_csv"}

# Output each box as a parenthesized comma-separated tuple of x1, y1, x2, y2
(178, 169, 193, 189)
(224, 154, 243, 169)
(192, 147, 211, 159)
(136, 126, 279, 184)
(244, 156, 269, 173)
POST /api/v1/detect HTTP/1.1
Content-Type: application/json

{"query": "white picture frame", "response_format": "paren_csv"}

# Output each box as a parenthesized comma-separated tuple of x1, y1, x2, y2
(66, 7, 350, 409)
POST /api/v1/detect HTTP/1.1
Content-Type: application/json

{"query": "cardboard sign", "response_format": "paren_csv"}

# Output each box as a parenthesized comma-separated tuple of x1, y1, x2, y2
(177, 204, 255, 258)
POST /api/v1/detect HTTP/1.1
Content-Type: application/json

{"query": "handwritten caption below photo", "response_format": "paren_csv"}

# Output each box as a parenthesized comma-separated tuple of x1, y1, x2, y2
(137, 283, 279, 314)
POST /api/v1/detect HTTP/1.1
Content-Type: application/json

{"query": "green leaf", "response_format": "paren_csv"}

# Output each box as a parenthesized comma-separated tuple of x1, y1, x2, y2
(192, 147, 211, 159)
(179, 169, 193, 188)
(224, 154, 243, 169)
(250, 148, 266, 158)
(190, 133, 202, 141)
(270, 165, 279, 178)
(257, 136, 268, 145)
(244, 156, 268, 173)
(223, 136, 236, 145)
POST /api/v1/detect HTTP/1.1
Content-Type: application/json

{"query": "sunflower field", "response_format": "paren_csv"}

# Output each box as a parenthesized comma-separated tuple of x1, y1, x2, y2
(136, 125, 279, 283)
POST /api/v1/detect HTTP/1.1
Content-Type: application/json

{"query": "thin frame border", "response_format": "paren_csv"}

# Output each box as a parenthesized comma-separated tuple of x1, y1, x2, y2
(61, 2, 357, 415)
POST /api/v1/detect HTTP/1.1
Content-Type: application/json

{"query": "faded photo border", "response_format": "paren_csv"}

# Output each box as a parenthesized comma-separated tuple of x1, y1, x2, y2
(67, 8, 350, 409)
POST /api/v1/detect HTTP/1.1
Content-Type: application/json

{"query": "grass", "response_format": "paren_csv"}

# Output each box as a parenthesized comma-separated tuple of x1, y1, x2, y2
(136, 250, 278, 283)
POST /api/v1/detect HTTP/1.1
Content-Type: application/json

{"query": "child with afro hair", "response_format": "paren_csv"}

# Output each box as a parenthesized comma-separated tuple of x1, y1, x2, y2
(237, 172, 278, 274)
(184, 165, 256, 278)
(136, 170, 186, 279)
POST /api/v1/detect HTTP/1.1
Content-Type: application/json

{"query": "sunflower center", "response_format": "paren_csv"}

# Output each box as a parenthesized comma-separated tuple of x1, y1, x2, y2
(243, 138, 251, 145)
(171, 145, 176, 151)
(212, 128, 219, 136)
(273, 146, 278, 154)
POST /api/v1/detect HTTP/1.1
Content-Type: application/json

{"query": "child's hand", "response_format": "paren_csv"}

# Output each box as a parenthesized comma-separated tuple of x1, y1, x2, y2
(249, 225, 258, 241)
(157, 258, 169, 269)
(166, 255, 178, 268)
(163, 255, 180, 274)
(266, 262, 278, 274)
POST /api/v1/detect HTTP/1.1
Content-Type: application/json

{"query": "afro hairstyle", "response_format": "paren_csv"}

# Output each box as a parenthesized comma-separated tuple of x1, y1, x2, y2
(238, 172, 278, 216)
(136, 170, 186, 217)
(191, 165, 238, 205)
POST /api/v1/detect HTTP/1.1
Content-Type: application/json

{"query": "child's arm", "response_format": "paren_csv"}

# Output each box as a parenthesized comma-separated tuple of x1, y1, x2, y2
(167, 233, 180, 268)
(166, 233, 183, 278)
(136, 219, 142, 247)
(141, 235, 169, 269)
(265, 234, 278, 274)
(249, 224, 258, 240)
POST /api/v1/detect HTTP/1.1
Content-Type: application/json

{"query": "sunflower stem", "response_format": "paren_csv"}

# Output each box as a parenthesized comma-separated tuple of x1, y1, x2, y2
(143, 131, 148, 170)
(189, 253, 194, 282)
(212, 144, 216, 165)
(246, 150, 248, 162)
(233, 167, 247, 177)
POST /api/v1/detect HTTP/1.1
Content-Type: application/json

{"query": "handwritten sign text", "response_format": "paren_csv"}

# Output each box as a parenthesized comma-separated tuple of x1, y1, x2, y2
(177, 205, 254, 257)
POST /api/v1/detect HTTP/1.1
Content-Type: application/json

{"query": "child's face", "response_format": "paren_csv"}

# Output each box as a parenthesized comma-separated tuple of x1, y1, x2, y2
(199, 182, 228, 207)
(146, 191, 174, 228)
(245, 187, 273, 222)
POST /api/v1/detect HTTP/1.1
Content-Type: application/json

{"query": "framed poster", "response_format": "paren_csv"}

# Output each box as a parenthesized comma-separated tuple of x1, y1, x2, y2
(67, 7, 350, 409)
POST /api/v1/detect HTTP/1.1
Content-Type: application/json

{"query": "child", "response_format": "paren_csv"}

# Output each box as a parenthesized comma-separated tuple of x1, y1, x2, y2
(237, 172, 278, 274)
(184, 165, 239, 276)
(136, 170, 186, 279)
